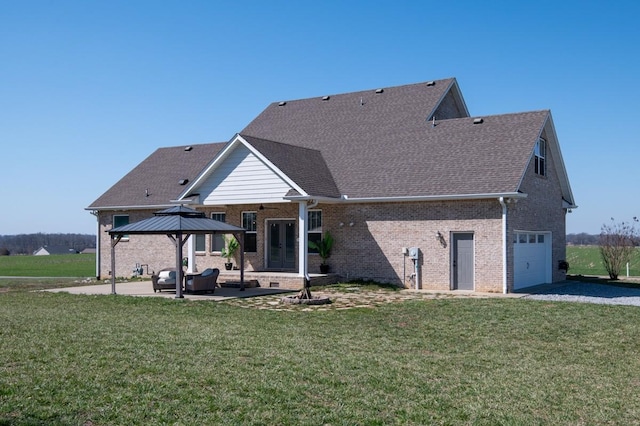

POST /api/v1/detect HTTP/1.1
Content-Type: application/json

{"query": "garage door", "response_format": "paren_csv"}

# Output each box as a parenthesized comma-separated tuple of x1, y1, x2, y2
(513, 232, 551, 290)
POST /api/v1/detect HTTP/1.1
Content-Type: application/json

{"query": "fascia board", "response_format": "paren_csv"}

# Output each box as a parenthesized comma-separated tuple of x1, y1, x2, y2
(543, 114, 577, 208)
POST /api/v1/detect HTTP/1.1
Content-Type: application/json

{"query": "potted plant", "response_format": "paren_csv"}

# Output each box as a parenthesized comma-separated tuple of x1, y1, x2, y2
(221, 235, 239, 270)
(308, 231, 334, 273)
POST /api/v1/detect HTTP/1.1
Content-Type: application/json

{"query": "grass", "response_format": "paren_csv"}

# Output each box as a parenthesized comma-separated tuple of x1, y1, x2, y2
(2, 282, 640, 424)
(0, 254, 95, 278)
(566, 246, 640, 277)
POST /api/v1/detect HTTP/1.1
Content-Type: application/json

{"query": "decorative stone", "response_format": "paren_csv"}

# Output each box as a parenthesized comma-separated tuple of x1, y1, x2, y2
(280, 295, 332, 305)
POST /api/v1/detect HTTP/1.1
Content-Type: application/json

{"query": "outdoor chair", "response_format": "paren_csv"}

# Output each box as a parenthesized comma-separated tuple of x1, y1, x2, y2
(151, 268, 177, 292)
(185, 268, 220, 294)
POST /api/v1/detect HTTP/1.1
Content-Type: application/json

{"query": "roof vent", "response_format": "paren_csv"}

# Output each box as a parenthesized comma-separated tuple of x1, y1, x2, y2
(473, 118, 484, 124)
(322, 96, 330, 101)
(426, 81, 436, 86)
(184, 146, 193, 151)
(179, 179, 189, 185)
(375, 88, 384, 94)
(278, 101, 286, 106)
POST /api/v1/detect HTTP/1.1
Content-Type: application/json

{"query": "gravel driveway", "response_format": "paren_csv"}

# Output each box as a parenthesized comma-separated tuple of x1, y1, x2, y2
(523, 282, 640, 306)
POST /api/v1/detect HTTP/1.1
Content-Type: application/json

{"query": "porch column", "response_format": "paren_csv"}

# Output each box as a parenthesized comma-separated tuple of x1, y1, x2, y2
(298, 202, 308, 278)
(186, 235, 196, 274)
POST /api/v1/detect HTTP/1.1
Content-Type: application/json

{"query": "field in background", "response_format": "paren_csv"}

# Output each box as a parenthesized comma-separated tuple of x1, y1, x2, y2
(0, 254, 95, 277)
(566, 246, 640, 277)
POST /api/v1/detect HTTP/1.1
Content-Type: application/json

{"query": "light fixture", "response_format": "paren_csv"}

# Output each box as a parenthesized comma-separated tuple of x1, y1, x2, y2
(339, 222, 344, 227)
(349, 222, 355, 227)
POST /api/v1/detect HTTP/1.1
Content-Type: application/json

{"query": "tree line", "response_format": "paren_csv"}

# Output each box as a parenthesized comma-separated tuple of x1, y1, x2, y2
(0, 233, 96, 255)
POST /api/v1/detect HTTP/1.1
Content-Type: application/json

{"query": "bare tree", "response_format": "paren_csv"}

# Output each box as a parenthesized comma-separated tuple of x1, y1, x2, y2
(599, 217, 638, 280)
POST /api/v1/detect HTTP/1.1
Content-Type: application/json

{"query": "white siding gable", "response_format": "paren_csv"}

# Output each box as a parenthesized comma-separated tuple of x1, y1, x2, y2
(199, 144, 295, 205)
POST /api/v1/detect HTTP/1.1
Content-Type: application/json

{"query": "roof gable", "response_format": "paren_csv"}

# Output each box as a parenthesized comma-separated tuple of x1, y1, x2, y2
(180, 135, 335, 205)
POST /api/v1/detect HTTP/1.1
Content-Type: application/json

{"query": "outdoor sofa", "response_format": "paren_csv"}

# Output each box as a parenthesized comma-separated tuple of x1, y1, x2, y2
(151, 268, 177, 292)
(185, 268, 219, 294)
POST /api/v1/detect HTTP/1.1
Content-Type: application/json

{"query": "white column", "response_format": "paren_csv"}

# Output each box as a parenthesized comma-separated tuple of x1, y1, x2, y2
(186, 235, 196, 273)
(298, 202, 308, 278)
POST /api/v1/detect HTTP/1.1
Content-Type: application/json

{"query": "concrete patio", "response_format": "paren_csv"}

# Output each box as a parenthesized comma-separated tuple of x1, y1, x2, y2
(45, 280, 296, 301)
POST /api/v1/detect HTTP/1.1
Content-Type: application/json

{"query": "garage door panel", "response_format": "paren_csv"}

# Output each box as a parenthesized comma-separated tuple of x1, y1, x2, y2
(514, 232, 550, 290)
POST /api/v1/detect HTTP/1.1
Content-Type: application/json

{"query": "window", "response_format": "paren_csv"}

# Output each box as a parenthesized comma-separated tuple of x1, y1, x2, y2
(534, 138, 546, 176)
(113, 215, 129, 240)
(195, 234, 206, 252)
(210, 213, 226, 252)
(308, 210, 322, 253)
(242, 212, 257, 252)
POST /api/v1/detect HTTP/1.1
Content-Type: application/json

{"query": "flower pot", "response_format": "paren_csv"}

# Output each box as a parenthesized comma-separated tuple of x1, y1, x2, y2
(224, 262, 233, 271)
(319, 264, 330, 274)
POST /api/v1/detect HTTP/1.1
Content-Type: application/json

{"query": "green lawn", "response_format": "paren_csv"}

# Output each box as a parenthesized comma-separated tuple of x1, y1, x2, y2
(2, 284, 640, 425)
(566, 246, 640, 277)
(0, 254, 95, 277)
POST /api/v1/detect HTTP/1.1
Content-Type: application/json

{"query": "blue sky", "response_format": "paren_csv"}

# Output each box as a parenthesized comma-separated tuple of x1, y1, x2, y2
(1, 0, 638, 235)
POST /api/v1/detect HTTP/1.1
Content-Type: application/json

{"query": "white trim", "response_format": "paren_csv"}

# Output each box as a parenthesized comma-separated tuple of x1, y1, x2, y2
(499, 197, 508, 294)
(286, 192, 527, 204)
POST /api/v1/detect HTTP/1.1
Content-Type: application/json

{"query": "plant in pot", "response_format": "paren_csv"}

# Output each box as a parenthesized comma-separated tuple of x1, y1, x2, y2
(221, 235, 239, 270)
(308, 231, 334, 273)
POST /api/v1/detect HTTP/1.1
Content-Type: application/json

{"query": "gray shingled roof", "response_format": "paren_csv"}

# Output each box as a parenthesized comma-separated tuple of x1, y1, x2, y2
(90, 78, 562, 209)
(88, 143, 225, 209)
(241, 80, 549, 198)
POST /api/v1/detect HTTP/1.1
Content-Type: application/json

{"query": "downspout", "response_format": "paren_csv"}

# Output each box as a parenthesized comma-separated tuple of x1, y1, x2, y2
(498, 197, 508, 294)
(90, 210, 100, 279)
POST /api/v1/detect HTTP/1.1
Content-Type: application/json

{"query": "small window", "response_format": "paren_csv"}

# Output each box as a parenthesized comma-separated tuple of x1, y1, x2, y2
(534, 138, 546, 176)
(113, 215, 129, 240)
(195, 234, 206, 252)
(210, 212, 226, 252)
(308, 210, 322, 253)
(242, 212, 257, 253)
(537, 234, 545, 244)
(518, 233, 527, 244)
(529, 234, 536, 244)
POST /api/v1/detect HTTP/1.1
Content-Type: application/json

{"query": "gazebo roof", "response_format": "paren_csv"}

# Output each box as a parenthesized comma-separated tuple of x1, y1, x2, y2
(109, 206, 246, 235)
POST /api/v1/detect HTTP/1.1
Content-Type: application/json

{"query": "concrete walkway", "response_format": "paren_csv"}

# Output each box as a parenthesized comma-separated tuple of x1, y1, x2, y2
(45, 281, 295, 301)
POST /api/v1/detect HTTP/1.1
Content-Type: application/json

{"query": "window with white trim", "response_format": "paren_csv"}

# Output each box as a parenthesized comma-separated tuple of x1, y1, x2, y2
(308, 210, 322, 253)
(195, 234, 206, 252)
(210, 212, 226, 252)
(534, 138, 546, 176)
(242, 211, 257, 253)
(113, 214, 129, 240)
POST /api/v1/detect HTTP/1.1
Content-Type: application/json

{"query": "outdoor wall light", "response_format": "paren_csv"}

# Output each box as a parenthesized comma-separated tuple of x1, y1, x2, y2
(339, 222, 345, 227)
(349, 222, 355, 227)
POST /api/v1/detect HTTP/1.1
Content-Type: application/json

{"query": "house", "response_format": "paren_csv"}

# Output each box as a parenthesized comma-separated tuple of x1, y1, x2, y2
(34, 246, 79, 256)
(87, 78, 576, 293)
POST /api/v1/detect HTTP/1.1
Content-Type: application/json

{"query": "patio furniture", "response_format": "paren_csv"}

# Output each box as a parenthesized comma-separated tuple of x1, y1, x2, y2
(185, 268, 219, 294)
(151, 268, 177, 292)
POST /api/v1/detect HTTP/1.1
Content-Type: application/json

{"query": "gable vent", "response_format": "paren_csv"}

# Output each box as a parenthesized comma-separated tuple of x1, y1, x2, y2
(179, 179, 189, 185)
(473, 118, 484, 124)
(426, 81, 436, 86)
(278, 101, 286, 106)
(322, 96, 330, 101)
(375, 88, 384, 94)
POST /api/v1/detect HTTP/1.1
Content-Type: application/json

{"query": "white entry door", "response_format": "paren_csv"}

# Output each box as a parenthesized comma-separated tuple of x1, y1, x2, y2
(513, 232, 551, 290)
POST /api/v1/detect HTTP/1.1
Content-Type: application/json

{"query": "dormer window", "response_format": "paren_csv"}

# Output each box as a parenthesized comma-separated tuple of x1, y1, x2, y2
(534, 138, 546, 176)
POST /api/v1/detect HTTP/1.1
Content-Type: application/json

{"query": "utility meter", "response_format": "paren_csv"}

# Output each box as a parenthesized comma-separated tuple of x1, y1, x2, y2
(408, 247, 419, 260)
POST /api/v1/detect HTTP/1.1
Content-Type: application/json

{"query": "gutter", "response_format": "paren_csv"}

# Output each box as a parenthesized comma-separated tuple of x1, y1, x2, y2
(285, 192, 528, 204)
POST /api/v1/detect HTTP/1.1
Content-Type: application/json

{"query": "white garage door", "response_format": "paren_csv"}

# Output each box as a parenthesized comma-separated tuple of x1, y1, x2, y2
(513, 232, 551, 290)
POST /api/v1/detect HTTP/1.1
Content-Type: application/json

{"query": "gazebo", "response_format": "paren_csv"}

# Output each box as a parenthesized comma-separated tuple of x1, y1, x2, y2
(108, 206, 246, 298)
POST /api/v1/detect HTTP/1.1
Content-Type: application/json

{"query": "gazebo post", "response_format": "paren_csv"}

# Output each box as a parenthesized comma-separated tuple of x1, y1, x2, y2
(234, 232, 245, 291)
(175, 231, 184, 299)
(110, 235, 122, 295)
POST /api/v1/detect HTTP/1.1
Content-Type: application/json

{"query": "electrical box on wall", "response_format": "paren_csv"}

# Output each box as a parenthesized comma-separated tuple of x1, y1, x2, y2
(408, 247, 419, 260)
(401, 247, 408, 255)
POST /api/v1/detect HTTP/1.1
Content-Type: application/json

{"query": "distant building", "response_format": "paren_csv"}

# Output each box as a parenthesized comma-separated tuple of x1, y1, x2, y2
(33, 246, 79, 256)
